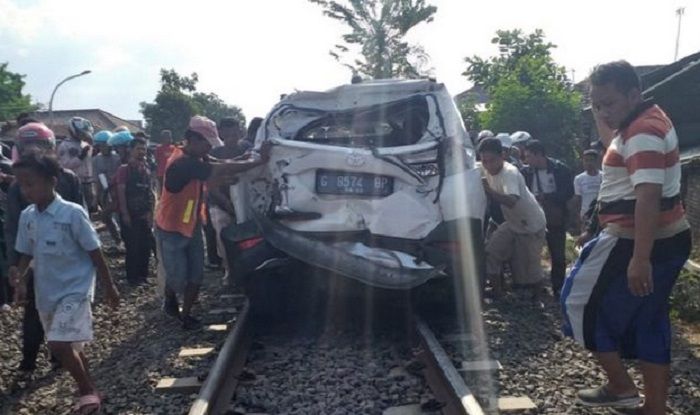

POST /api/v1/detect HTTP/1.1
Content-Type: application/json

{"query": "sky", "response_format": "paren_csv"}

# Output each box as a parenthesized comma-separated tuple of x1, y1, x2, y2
(1, 0, 699, 124)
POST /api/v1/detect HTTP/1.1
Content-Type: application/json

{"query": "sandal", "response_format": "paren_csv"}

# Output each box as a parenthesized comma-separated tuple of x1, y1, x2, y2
(75, 393, 101, 414)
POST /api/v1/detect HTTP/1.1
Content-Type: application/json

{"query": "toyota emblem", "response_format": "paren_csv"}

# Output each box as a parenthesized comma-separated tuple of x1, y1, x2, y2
(346, 152, 366, 167)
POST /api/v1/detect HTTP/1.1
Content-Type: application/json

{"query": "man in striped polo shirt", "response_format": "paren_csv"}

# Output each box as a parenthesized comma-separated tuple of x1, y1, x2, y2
(561, 61, 691, 415)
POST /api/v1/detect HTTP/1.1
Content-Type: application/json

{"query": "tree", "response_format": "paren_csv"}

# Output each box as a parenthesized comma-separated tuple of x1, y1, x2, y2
(0, 63, 35, 121)
(192, 92, 245, 128)
(463, 30, 581, 163)
(457, 96, 482, 135)
(140, 69, 245, 140)
(309, 0, 437, 79)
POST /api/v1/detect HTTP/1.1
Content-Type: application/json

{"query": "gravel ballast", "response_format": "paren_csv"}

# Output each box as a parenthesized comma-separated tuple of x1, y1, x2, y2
(437, 291, 700, 414)
(0, 230, 233, 415)
(2, 228, 700, 414)
(231, 332, 433, 415)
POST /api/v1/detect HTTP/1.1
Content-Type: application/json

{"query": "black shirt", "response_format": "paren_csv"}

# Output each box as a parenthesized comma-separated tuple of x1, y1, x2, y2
(209, 142, 250, 160)
(164, 155, 213, 194)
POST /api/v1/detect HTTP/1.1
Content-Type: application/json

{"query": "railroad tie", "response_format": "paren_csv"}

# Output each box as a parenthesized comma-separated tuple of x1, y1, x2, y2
(179, 347, 215, 358)
(155, 377, 202, 394)
(458, 360, 502, 373)
(497, 396, 537, 413)
(220, 293, 247, 305)
(206, 324, 228, 332)
(208, 307, 238, 315)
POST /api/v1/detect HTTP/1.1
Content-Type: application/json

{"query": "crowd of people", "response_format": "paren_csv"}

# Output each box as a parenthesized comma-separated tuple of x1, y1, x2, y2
(477, 130, 610, 298)
(0, 113, 267, 413)
(0, 59, 691, 415)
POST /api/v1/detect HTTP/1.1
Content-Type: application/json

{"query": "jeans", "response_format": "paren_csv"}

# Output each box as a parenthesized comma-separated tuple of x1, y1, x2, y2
(204, 207, 221, 266)
(155, 225, 205, 294)
(122, 218, 153, 284)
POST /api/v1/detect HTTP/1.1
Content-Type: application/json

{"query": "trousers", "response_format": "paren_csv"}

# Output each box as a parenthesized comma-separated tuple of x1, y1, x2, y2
(122, 218, 153, 283)
(22, 275, 45, 368)
(546, 225, 567, 293)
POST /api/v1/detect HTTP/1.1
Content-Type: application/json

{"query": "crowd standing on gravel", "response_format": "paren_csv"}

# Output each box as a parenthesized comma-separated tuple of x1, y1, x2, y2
(0, 58, 694, 414)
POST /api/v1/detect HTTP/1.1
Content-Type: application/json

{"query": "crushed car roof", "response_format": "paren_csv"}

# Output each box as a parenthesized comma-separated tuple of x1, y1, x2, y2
(277, 79, 446, 111)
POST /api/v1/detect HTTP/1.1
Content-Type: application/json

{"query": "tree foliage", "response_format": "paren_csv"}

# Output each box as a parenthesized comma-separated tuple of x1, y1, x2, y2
(463, 29, 581, 163)
(140, 69, 245, 141)
(457, 96, 482, 135)
(0, 63, 34, 122)
(309, 0, 437, 79)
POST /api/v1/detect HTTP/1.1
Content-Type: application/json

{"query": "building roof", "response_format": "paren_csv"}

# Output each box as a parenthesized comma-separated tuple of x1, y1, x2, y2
(580, 51, 700, 150)
(454, 84, 489, 105)
(0, 108, 144, 140)
(575, 64, 666, 107)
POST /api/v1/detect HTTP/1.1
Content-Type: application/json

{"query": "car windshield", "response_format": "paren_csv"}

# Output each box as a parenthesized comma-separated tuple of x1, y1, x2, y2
(274, 95, 434, 148)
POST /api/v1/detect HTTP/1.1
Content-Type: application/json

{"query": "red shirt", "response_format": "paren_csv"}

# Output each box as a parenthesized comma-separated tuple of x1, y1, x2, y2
(155, 144, 176, 178)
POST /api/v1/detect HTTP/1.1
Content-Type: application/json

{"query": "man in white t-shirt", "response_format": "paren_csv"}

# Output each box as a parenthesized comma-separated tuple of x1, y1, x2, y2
(573, 149, 602, 226)
(478, 137, 547, 298)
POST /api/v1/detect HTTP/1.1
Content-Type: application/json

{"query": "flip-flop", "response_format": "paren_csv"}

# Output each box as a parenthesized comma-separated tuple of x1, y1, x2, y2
(75, 393, 101, 414)
(611, 407, 645, 415)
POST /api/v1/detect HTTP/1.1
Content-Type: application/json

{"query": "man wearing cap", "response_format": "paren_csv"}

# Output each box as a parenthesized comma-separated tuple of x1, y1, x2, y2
(155, 116, 269, 330)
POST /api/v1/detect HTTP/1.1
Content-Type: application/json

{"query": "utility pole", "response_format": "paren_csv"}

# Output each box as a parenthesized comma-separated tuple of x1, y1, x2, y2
(674, 6, 685, 61)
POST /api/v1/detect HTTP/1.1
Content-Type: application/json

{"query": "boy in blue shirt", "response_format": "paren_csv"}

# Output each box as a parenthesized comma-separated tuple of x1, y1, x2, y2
(12, 154, 119, 414)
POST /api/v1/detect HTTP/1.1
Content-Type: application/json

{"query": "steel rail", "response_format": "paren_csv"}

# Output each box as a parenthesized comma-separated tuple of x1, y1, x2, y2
(415, 316, 485, 415)
(189, 298, 252, 415)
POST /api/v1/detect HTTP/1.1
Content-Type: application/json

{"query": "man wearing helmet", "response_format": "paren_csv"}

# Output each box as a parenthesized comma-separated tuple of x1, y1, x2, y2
(5, 122, 84, 372)
(477, 129, 495, 144)
(58, 117, 96, 212)
(510, 131, 532, 167)
(108, 130, 134, 164)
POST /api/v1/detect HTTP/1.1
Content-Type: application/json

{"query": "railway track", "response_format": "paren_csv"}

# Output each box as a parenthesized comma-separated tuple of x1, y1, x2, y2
(182, 301, 497, 415)
(189, 297, 253, 415)
(414, 316, 486, 415)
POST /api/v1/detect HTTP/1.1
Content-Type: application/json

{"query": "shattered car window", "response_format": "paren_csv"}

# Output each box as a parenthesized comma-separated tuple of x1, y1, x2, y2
(289, 96, 432, 148)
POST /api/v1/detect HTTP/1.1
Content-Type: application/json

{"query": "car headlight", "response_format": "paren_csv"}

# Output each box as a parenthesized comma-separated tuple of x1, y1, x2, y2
(400, 149, 439, 177)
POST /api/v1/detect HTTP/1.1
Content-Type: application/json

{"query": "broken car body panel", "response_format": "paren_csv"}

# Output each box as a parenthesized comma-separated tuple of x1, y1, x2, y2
(229, 80, 486, 289)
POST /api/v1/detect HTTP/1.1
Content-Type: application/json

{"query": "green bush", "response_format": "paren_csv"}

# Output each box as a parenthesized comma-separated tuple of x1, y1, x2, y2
(671, 269, 700, 322)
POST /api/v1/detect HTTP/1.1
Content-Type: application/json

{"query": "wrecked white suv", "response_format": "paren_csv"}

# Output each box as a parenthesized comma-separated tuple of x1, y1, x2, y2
(223, 79, 487, 290)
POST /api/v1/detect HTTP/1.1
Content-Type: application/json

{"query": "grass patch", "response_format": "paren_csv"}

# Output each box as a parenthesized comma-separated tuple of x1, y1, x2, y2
(671, 268, 700, 322)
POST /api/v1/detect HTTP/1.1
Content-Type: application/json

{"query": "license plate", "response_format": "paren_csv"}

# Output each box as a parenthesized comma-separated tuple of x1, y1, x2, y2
(315, 170, 394, 197)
